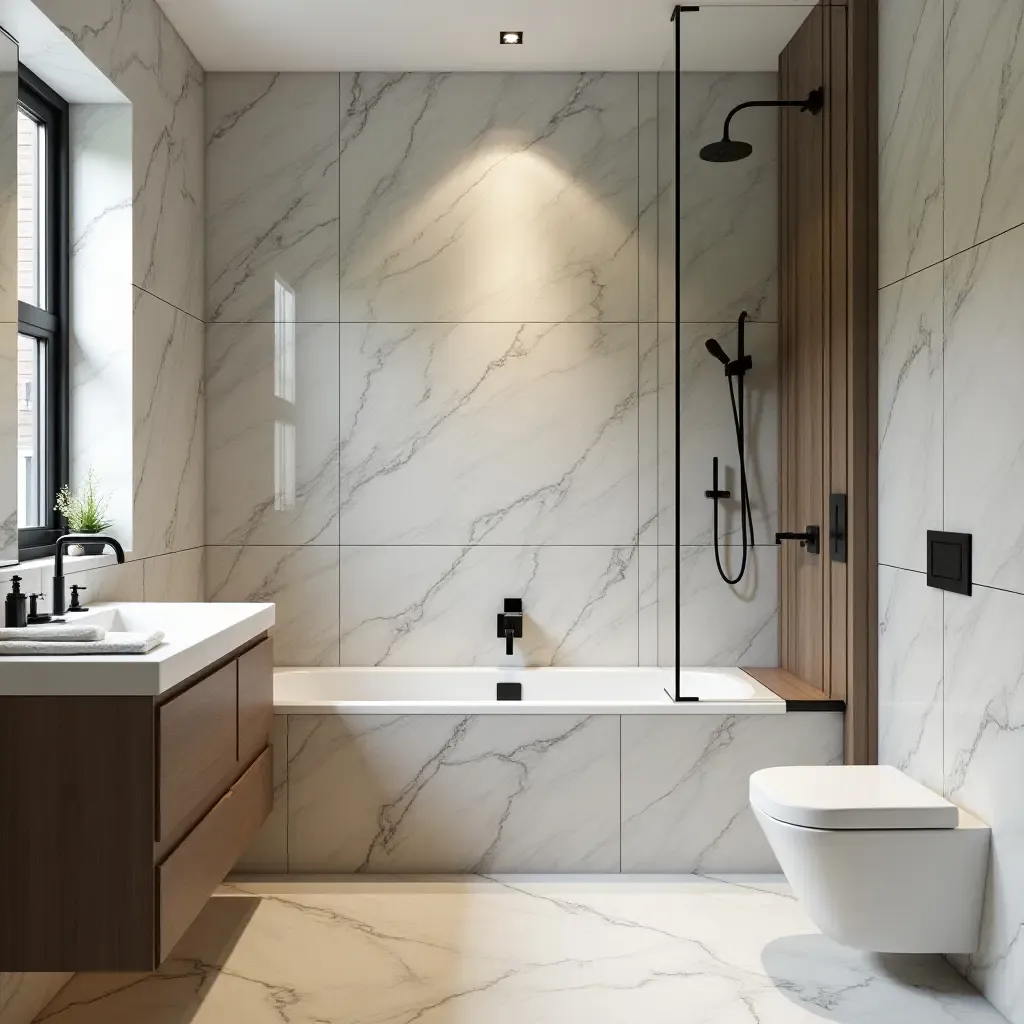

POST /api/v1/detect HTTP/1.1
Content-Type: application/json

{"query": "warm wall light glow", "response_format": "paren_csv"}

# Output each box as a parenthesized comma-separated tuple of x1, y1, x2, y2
(500, 31, 524, 45)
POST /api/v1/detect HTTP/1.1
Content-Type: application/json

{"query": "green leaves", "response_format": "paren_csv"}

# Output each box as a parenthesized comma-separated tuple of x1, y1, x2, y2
(55, 467, 113, 534)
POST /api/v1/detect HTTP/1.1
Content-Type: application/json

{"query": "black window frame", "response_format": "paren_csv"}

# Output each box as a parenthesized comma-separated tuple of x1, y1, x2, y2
(17, 65, 69, 561)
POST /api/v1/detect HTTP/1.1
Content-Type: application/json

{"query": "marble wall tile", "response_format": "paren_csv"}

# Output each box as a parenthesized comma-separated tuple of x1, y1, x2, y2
(207, 546, 341, 666)
(0, 323, 16, 565)
(879, 0, 943, 287)
(658, 546, 780, 668)
(878, 265, 943, 571)
(142, 547, 205, 602)
(638, 73, 660, 323)
(944, 225, 1024, 593)
(878, 565, 943, 792)
(661, 73, 779, 323)
(336, 545, 640, 668)
(287, 713, 620, 873)
(38, 558, 146, 614)
(621, 712, 843, 872)
(35, 0, 205, 318)
(132, 290, 204, 560)
(206, 73, 340, 323)
(235, 716, 288, 874)
(944, 584, 1024, 1024)
(944, 0, 1024, 258)
(0, 60, 16, 324)
(334, 72, 638, 324)
(336, 322, 638, 547)
(638, 324, 659, 546)
(207, 323, 340, 546)
(658, 322, 779, 547)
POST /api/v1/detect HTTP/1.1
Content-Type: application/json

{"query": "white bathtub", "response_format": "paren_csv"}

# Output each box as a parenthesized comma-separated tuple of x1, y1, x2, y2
(273, 666, 785, 715)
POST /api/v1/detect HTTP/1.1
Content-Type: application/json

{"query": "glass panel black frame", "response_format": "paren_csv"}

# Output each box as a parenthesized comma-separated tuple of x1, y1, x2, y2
(17, 65, 69, 561)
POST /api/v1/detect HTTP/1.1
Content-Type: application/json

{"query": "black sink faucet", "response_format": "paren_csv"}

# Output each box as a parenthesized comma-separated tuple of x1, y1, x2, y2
(53, 534, 126, 615)
(496, 598, 523, 656)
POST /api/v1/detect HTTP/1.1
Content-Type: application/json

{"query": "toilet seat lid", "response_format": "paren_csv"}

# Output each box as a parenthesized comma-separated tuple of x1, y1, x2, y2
(750, 765, 959, 830)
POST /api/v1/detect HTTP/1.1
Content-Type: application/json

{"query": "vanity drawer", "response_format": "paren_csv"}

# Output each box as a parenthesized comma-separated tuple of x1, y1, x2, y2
(157, 747, 271, 961)
(157, 662, 238, 841)
(237, 638, 273, 763)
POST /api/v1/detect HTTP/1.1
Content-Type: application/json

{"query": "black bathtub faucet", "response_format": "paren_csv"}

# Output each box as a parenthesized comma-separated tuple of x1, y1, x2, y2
(496, 598, 523, 657)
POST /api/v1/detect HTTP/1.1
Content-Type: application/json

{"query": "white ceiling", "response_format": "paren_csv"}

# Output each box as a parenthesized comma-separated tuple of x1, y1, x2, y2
(156, 0, 815, 73)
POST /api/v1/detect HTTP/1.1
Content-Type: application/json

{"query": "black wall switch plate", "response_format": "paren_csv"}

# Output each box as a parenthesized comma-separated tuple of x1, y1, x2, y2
(927, 531, 972, 596)
(497, 682, 522, 701)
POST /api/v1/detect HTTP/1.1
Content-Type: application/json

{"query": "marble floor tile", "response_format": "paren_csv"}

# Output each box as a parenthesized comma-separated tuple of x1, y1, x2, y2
(621, 714, 844, 873)
(944, 226, 1024, 593)
(879, 0, 944, 286)
(878, 265, 943, 572)
(336, 545, 640, 668)
(878, 566, 944, 793)
(335, 72, 639, 324)
(206, 546, 341, 667)
(207, 322, 341, 547)
(37, 878, 1006, 1024)
(944, 0, 1024, 257)
(335, 322, 638, 547)
(287, 715, 620, 873)
(944, 584, 1024, 1024)
(206, 73, 340, 323)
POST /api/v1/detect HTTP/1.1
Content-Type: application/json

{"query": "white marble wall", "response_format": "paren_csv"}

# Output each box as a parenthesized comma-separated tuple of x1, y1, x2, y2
(236, 709, 840, 876)
(0, 4, 206, 1021)
(0, 53, 17, 565)
(878, 1, 1024, 1019)
(205, 70, 779, 669)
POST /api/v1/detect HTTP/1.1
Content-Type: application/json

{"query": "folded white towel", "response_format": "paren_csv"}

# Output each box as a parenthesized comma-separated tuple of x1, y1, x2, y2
(0, 625, 107, 643)
(0, 630, 165, 656)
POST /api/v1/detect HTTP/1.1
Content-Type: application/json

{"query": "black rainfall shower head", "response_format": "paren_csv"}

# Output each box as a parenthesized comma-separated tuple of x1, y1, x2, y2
(705, 338, 731, 365)
(699, 137, 754, 163)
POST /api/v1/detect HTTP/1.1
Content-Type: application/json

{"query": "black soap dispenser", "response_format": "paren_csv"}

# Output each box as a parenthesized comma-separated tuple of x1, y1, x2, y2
(5, 576, 28, 628)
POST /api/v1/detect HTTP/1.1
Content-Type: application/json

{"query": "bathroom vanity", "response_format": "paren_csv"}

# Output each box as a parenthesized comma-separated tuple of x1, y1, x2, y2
(0, 603, 275, 971)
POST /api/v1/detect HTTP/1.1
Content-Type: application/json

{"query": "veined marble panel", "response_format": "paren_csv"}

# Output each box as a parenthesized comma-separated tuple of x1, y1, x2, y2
(661, 72, 778, 323)
(0, 324, 16, 565)
(621, 713, 844, 873)
(879, 0, 943, 286)
(207, 546, 341, 667)
(944, 584, 1024, 1024)
(207, 322, 340, 546)
(658, 546, 780, 668)
(336, 545, 640, 668)
(658, 322, 779, 547)
(334, 72, 639, 323)
(34, 878, 1006, 1024)
(142, 548, 205, 603)
(944, 225, 1024, 593)
(639, 73, 659, 323)
(38, 559, 145, 614)
(235, 716, 288, 874)
(878, 565, 943, 792)
(638, 323, 659, 546)
(0, 972, 73, 1024)
(132, 290, 204, 560)
(945, 0, 1024, 257)
(35, 0, 205, 318)
(336, 322, 638, 547)
(206, 73, 340, 323)
(287, 713, 620, 873)
(0, 57, 16, 323)
(878, 265, 943, 572)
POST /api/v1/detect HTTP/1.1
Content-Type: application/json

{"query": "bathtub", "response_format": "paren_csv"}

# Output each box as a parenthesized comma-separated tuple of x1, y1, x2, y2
(273, 665, 785, 715)
(239, 665, 842, 876)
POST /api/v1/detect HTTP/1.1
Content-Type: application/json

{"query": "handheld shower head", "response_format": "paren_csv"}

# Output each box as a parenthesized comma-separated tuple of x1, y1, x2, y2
(705, 338, 731, 366)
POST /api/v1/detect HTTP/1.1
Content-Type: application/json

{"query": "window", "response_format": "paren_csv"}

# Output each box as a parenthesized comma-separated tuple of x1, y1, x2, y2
(17, 66, 68, 559)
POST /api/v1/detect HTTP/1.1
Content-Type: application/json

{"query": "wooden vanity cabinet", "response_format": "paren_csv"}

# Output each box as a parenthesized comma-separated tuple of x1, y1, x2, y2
(0, 635, 274, 972)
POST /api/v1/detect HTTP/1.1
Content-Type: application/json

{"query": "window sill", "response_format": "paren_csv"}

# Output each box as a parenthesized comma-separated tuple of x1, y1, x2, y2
(0, 551, 119, 583)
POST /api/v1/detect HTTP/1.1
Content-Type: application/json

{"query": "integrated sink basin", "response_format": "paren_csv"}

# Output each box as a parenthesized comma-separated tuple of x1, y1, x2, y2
(0, 602, 275, 696)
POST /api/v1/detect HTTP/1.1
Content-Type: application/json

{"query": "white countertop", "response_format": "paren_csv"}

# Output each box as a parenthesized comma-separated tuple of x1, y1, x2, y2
(0, 602, 275, 696)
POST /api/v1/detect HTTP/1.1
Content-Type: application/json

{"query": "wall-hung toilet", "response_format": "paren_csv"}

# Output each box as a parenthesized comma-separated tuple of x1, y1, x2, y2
(750, 765, 990, 954)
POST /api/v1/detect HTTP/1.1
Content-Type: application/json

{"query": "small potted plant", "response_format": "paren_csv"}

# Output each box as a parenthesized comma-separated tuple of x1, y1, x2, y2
(55, 468, 113, 555)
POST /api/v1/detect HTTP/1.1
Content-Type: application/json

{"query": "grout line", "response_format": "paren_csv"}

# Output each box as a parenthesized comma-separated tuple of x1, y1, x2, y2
(134, 286, 205, 326)
(203, 543, 782, 550)
(205, 320, 781, 328)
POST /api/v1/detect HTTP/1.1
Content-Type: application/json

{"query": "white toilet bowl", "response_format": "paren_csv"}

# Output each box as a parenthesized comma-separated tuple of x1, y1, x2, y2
(750, 765, 990, 954)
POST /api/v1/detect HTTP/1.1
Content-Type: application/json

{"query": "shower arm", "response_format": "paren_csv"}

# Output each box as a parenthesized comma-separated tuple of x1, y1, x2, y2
(720, 89, 824, 140)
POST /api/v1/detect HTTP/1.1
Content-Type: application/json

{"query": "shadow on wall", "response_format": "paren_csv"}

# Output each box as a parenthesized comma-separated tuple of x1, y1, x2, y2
(760, 935, 993, 1020)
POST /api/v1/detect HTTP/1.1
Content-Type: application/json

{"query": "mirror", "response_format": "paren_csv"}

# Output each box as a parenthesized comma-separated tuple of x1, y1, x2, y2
(0, 29, 17, 565)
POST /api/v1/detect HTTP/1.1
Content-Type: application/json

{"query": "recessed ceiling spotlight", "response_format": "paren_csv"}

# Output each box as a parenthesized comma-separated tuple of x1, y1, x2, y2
(500, 31, 524, 45)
